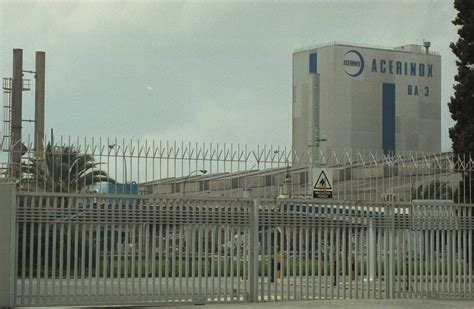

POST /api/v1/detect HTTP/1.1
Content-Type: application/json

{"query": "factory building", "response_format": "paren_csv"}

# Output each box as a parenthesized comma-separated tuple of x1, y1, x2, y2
(292, 42, 441, 160)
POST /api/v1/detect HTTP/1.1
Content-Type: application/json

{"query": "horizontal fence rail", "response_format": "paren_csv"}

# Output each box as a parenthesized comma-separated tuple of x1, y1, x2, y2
(13, 191, 474, 306)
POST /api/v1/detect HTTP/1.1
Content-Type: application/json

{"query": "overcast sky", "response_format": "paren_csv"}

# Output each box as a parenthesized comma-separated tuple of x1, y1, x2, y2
(0, 0, 458, 151)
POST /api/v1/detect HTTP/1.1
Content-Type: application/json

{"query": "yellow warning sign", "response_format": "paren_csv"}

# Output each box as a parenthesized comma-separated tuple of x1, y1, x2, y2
(313, 168, 333, 198)
(314, 170, 332, 190)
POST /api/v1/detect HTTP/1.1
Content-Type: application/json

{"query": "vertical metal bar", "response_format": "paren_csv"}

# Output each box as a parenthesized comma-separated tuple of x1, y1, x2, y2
(164, 223, 169, 300)
(211, 226, 215, 301)
(305, 226, 309, 300)
(342, 222, 346, 300)
(389, 207, 394, 299)
(43, 208, 50, 305)
(417, 226, 424, 296)
(124, 223, 129, 297)
(441, 230, 445, 295)
(448, 228, 452, 296)
(94, 224, 100, 297)
(458, 217, 462, 297)
(192, 223, 197, 300)
(102, 223, 108, 297)
(224, 225, 229, 301)
(469, 207, 472, 295)
(178, 223, 183, 300)
(383, 218, 388, 299)
(152, 222, 156, 298)
(348, 222, 352, 300)
(138, 222, 143, 297)
(244, 224, 248, 303)
(87, 223, 92, 298)
(463, 207, 467, 296)
(452, 225, 456, 296)
(199, 226, 204, 299)
(287, 225, 291, 301)
(59, 197, 65, 303)
(157, 224, 162, 299)
(266, 212, 272, 301)
(260, 221, 265, 301)
(378, 222, 383, 299)
(436, 228, 440, 295)
(280, 220, 285, 301)
(36, 198, 43, 305)
(218, 225, 222, 301)
(171, 223, 175, 300)
(28, 207, 34, 304)
(413, 229, 418, 296)
(73, 223, 79, 301)
(236, 225, 241, 301)
(402, 226, 407, 298)
(131, 224, 136, 297)
(19, 197, 26, 305)
(275, 225, 279, 301)
(116, 221, 122, 298)
(293, 226, 297, 300)
(249, 199, 258, 302)
(311, 224, 316, 300)
(65, 211, 72, 302)
(336, 222, 340, 300)
(430, 229, 434, 295)
(354, 226, 358, 299)
(423, 227, 430, 295)
(360, 225, 364, 299)
(330, 223, 334, 300)
(109, 220, 115, 298)
(80, 222, 86, 299)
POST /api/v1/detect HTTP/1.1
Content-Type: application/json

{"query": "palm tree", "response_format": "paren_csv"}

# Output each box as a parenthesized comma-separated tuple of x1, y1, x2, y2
(19, 143, 115, 192)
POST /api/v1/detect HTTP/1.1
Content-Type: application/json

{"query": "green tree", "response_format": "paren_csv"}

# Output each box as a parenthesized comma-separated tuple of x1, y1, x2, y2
(449, 0, 474, 203)
(19, 143, 115, 193)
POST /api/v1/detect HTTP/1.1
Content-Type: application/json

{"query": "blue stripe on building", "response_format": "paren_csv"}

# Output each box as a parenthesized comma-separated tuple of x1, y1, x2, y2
(309, 53, 317, 73)
(382, 83, 395, 155)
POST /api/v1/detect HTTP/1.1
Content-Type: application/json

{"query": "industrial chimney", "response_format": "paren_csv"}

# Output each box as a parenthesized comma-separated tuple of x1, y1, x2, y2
(35, 51, 45, 157)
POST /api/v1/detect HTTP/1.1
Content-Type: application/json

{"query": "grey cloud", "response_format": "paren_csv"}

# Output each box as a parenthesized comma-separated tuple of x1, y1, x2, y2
(0, 0, 457, 151)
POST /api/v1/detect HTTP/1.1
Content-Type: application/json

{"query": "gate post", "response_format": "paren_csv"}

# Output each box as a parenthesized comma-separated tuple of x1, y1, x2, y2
(248, 199, 259, 302)
(0, 182, 16, 308)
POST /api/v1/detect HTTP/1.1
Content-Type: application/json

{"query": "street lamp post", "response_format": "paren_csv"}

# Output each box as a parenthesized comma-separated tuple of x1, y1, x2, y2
(183, 169, 207, 197)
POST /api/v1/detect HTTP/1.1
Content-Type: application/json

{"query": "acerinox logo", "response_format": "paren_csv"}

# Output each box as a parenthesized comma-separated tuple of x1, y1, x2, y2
(343, 50, 364, 77)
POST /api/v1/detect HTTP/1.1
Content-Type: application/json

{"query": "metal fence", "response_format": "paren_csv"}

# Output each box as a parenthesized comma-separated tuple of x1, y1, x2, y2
(1, 137, 473, 306)
(12, 192, 474, 306)
(3, 136, 473, 203)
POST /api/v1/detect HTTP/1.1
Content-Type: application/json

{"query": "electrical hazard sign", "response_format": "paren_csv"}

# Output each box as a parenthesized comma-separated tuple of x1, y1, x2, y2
(312, 168, 333, 198)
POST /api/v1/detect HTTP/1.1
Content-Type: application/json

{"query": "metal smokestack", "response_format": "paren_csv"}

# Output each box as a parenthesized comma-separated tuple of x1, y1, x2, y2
(11, 49, 23, 178)
(35, 51, 45, 157)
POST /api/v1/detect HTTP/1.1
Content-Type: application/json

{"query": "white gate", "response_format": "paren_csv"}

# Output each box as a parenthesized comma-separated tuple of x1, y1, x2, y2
(3, 189, 473, 306)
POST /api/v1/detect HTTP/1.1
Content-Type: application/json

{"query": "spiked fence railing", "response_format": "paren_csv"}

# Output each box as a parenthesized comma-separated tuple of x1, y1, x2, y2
(1, 136, 473, 202)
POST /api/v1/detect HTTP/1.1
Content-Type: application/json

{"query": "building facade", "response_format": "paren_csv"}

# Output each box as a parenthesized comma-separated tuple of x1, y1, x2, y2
(292, 42, 441, 159)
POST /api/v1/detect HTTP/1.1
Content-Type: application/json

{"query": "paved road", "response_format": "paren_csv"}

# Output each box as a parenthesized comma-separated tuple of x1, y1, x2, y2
(160, 299, 474, 309)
